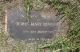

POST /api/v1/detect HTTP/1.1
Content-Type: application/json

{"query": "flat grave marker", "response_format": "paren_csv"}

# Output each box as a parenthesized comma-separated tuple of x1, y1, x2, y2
(7, 7, 60, 42)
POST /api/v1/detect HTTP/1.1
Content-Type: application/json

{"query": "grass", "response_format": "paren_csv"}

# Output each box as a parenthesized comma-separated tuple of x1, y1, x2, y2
(0, 0, 80, 52)
(38, 0, 80, 52)
(24, 0, 80, 51)
(24, 0, 45, 22)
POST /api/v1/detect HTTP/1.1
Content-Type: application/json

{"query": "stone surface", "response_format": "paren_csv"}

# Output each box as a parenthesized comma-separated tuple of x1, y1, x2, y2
(7, 5, 61, 42)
